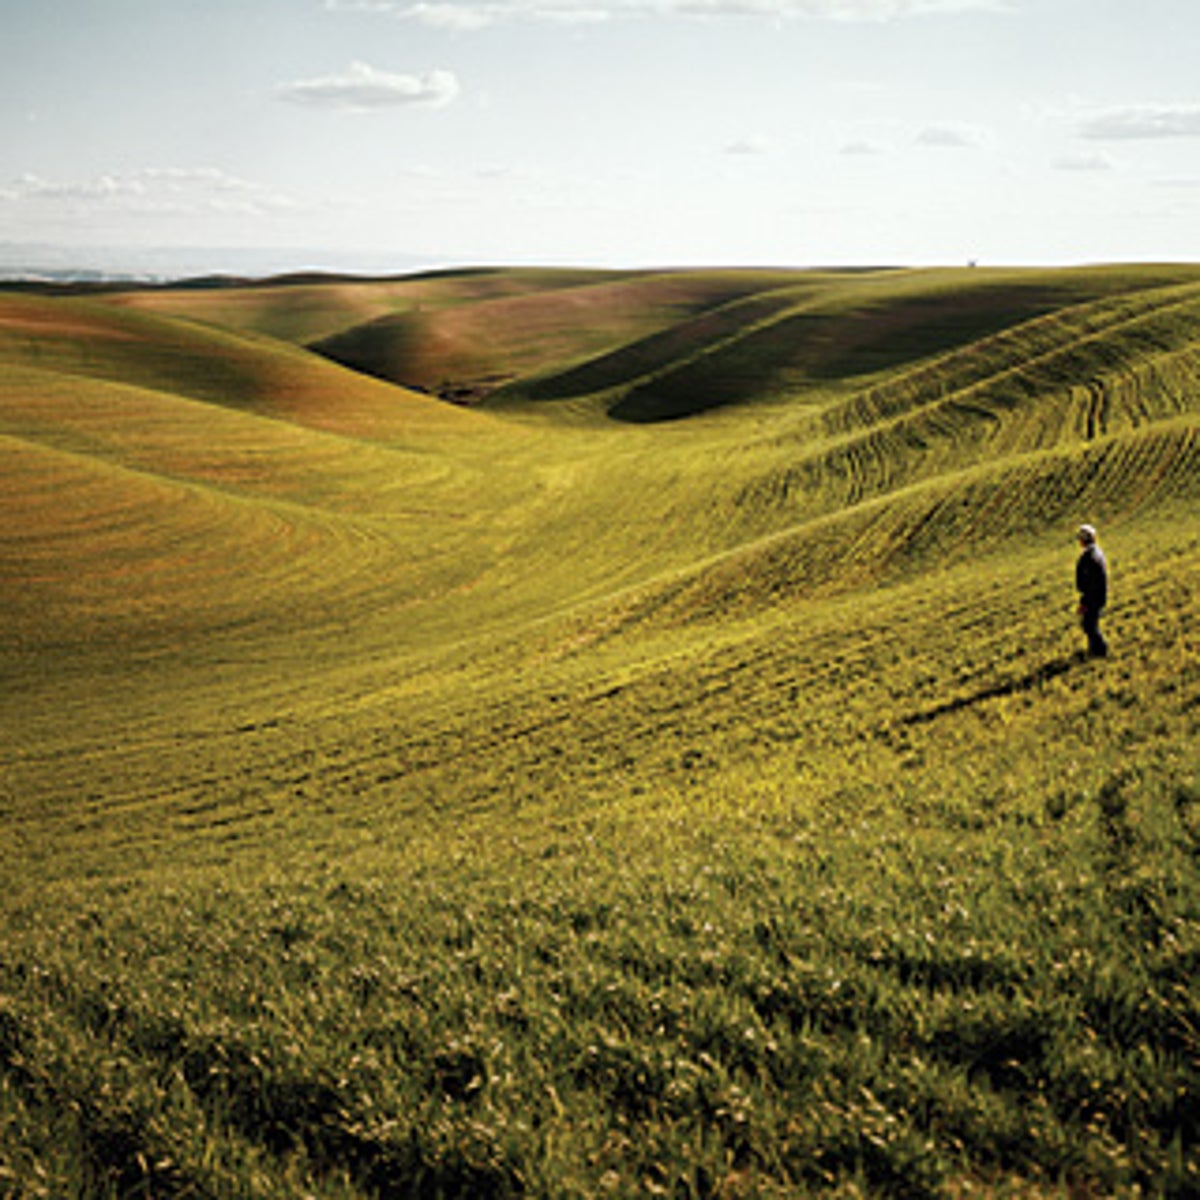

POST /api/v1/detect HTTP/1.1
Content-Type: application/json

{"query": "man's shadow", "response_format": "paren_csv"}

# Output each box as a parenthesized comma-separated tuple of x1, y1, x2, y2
(898, 650, 1091, 728)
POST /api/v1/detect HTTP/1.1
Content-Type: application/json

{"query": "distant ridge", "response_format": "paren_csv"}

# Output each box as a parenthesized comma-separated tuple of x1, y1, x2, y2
(3, 268, 424, 297)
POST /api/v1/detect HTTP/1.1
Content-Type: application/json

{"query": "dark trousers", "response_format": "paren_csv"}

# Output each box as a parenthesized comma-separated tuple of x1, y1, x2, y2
(1081, 606, 1108, 658)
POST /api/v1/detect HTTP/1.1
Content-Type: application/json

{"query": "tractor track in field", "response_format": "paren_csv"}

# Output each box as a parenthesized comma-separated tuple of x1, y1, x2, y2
(733, 283, 1200, 528)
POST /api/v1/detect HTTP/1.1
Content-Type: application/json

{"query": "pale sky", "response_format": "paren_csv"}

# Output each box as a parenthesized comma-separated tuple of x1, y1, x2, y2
(2, 0, 1198, 273)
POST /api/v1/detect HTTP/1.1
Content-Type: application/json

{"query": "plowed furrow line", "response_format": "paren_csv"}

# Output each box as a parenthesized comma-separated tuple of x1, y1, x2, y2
(817, 282, 1200, 438)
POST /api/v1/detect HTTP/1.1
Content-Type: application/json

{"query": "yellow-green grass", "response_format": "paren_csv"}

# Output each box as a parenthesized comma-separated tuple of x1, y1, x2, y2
(2, 265, 1199, 1197)
(0, 291, 482, 442)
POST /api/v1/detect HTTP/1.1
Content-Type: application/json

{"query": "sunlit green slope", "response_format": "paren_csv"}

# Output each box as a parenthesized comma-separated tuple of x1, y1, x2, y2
(0, 290, 480, 440)
(0, 292, 530, 653)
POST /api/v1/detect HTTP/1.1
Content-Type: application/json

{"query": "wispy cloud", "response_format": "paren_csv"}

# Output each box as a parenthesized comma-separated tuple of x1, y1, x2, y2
(916, 122, 983, 148)
(1079, 104, 1200, 141)
(1053, 151, 1114, 173)
(391, 2, 512, 28)
(275, 62, 460, 111)
(723, 135, 771, 156)
(325, 0, 1010, 28)
(841, 139, 885, 156)
(0, 168, 297, 218)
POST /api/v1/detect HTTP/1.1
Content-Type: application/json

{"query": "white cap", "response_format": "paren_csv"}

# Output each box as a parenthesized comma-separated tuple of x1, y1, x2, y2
(1077, 524, 1097, 543)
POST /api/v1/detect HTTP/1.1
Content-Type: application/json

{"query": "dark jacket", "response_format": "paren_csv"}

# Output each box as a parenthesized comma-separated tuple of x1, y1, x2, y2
(1076, 544, 1108, 611)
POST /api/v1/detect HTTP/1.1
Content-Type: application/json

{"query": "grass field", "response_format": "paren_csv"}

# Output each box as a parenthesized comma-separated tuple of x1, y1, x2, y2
(2, 264, 1199, 1197)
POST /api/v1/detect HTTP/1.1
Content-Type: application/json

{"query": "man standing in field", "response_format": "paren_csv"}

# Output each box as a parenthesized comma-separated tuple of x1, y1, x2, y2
(1075, 524, 1109, 658)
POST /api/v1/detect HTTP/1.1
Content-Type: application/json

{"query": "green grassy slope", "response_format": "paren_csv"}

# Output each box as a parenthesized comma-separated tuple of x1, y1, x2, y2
(0, 291, 534, 666)
(2, 265, 1199, 1198)
(0, 290, 477, 440)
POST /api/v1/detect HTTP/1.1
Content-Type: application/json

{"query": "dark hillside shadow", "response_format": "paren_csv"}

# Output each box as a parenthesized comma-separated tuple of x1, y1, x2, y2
(804, 285, 1070, 384)
(609, 387, 729, 423)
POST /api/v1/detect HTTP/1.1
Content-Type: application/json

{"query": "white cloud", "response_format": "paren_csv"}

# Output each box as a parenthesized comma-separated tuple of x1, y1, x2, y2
(275, 62, 460, 111)
(325, 0, 1010, 27)
(395, 2, 504, 27)
(1079, 104, 1200, 141)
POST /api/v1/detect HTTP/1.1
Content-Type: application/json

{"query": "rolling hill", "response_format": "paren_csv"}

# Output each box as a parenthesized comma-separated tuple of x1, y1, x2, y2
(2, 264, 1199, 1198)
